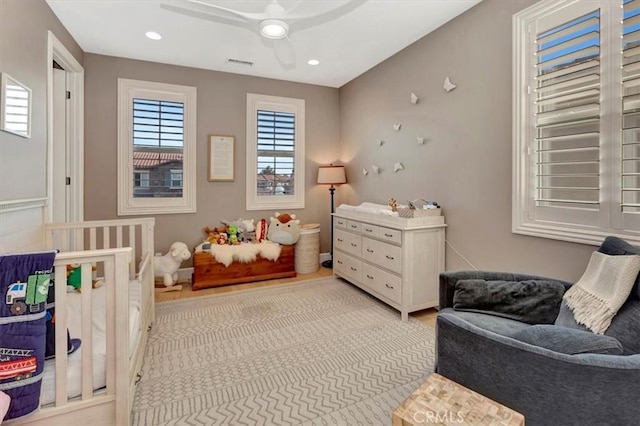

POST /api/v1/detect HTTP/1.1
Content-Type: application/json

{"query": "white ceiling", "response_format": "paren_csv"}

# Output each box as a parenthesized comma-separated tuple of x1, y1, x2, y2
(45, 0, 481, 88)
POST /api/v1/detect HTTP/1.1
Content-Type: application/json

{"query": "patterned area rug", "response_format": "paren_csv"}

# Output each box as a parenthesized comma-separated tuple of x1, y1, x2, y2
(132, 277, 436, 425)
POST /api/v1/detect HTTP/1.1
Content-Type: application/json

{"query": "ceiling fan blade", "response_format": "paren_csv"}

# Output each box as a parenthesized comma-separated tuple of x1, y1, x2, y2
(283, 0, 365, 21)
(163, 0, 267, 23)
(272, 37, 296, 68)
(160, 2, 259, 36)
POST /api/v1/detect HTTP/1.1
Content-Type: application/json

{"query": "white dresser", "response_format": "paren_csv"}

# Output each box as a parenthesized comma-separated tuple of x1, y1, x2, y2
(332, 209, 446, 321)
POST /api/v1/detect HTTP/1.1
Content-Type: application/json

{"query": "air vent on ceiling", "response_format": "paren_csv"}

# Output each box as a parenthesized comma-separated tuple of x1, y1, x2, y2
(227, 58, 254, 66)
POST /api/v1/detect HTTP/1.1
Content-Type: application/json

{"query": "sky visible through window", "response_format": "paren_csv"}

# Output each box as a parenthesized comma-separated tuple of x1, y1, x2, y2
(538, 2, 640, 70)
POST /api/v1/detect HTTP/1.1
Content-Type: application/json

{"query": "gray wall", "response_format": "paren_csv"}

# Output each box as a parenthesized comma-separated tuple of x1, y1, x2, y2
(0, 0, 83, 201)
(339, 0, 594, 282)
(83, 54, 340, 255)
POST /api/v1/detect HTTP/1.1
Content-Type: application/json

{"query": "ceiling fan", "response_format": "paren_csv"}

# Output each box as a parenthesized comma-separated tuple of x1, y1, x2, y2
(160, 0, 366, 68)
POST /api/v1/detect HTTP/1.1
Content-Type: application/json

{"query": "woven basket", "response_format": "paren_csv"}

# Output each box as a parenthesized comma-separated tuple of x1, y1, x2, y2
(398, 208, 441, 218)
(295, 224, 320, 274)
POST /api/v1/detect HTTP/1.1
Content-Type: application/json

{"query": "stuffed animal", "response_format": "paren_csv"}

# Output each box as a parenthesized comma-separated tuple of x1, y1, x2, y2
(238, 230, 255, 243)
(267, 212, 301, 245)
(203, 226, 219, 244)
(154, 242, 191, 287)
(255, 218, 268, 243)
(216, 233, 228, 245)
(66, 264, 100, 292)
(239, 219, 255, 233)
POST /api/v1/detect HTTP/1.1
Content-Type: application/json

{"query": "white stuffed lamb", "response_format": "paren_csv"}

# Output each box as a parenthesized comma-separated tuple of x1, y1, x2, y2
(154, 242, 191, 287)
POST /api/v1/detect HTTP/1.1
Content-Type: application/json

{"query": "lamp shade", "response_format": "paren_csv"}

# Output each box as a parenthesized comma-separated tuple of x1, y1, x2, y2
(317, 165, 347, 185)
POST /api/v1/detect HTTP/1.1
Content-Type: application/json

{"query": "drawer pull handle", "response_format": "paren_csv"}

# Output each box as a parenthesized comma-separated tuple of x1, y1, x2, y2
(366, 274, 374, 279)
(337, 260, 343, 265)
(385, 255, 394, 260)
(385, 283, 394, 289)
(337, 238, 343, 242)
(384, 233, 393, 237)
(365, 229, 373, 232)
(351, 243, 358, 247)
(350, 267, 357, 271)
(366, 248, 374, 253)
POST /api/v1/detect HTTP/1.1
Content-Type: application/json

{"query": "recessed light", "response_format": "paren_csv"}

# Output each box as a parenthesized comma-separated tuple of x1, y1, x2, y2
(307, 59, 320, 66)
(145, 31, 162, 40)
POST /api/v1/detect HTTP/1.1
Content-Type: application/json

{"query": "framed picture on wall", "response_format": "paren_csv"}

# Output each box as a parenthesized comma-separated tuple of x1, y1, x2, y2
(208, 135, 235, 182)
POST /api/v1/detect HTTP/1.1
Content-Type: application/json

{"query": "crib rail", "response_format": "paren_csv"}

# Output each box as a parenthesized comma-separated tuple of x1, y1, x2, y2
(44, 218, 155, 281)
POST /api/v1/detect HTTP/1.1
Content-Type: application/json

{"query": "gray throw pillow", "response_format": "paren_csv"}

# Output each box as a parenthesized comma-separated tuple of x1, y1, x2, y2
(512, 325, 624, 355)
(453, 279, 566, 324)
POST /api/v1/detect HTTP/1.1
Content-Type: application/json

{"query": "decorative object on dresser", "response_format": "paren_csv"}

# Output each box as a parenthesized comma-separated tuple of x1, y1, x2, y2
(316, 164, 347, 268)
(332, 205, 446, 321)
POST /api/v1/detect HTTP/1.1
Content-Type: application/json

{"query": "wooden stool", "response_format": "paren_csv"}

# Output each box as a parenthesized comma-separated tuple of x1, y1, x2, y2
(393, 373, 524, 426)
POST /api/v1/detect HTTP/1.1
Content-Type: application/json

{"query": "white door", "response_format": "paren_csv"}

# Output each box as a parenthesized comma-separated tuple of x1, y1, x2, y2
(52, 66, 68, 223)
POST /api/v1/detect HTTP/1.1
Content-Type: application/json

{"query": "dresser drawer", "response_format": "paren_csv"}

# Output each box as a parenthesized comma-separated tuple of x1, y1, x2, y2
(334, 216, 347, 229)
(360, 223, 378, 238)
(362, 263, 401, 304)
(362, 237, 402, 274)
(346, 220, 362, 233)
(378, 226, 402, 245)
(334, 229, 362, 257)
(334, 252, 362, 282)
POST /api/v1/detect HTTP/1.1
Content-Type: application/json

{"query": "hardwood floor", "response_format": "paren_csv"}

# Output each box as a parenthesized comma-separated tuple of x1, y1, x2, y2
(154, 266, 438, 327)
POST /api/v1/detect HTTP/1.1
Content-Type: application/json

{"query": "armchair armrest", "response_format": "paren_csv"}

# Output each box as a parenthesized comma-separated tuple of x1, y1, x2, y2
(436, 312, 640, 425)
(439, 270, 572, 310)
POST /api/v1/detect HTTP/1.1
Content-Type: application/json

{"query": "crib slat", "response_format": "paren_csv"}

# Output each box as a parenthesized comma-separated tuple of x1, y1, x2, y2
(75, 227, 84, 251)
(129, 225, 136, 279)
(80, 264, 94, 401)
(89, 227, 96, 251)
(54, 267, 69, 407)
(104, 257, 116, 396)
(61, 229, 70, 252)
(116, 226, 123, 249)
(103, 227, 110, 249)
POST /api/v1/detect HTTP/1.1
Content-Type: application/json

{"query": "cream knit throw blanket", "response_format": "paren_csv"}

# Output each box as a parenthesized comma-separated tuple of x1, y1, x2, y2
(564, 251, 640, 334)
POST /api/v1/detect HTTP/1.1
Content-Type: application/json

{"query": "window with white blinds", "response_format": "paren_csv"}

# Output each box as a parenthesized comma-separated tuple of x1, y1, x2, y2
(256, 110, 295, 196)
(132, 98, 184, 198)
(514, 0, 640, 245)
(246, 93, 305, 210)
(623, 0, 640, 214)
(117, 79, 197, 215)
(535, 11, 600, 210)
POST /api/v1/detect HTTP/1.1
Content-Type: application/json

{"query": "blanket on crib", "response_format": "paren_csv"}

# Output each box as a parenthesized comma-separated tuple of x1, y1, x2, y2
(0, 251, 56, 421)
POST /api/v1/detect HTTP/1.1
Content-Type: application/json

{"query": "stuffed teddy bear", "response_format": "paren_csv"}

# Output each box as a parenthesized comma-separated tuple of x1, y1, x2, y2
(267, 212, 301, 245)
(154, 242, 191, 287)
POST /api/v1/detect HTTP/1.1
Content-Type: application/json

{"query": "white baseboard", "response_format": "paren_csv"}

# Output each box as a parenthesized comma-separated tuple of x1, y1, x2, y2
(178, 267, 194, 281)
(320, 252, 331, 263)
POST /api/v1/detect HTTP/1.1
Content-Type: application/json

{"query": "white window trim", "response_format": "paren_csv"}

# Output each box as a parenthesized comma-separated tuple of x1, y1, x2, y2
(246, 93, 305, 211)
(512, 0, 640, 246)
(117, 78, 196, 215)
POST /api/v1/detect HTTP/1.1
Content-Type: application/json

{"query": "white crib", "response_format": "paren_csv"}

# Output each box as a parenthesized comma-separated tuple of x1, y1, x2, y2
(6, 218, 155, 426)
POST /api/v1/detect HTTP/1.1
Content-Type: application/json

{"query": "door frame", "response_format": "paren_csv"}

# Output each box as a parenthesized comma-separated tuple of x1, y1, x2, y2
(46, 30, 84, 223)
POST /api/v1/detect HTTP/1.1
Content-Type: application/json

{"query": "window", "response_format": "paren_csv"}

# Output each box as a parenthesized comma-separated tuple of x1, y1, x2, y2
(246, 93, 305, 210)
(117, 79, 196, 215)
(513, 0, 640, 245)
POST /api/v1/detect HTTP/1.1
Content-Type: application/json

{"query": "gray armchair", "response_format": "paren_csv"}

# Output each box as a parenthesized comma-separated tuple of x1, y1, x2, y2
(436, 269, 640, 426)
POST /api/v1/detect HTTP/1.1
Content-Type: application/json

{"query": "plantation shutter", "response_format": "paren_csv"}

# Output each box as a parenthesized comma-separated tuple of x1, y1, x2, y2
(623, 0, 640, 214)
(132, 98, 185, 198)
(256, 110, 295, 196)
(534, 8, 601, 213)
